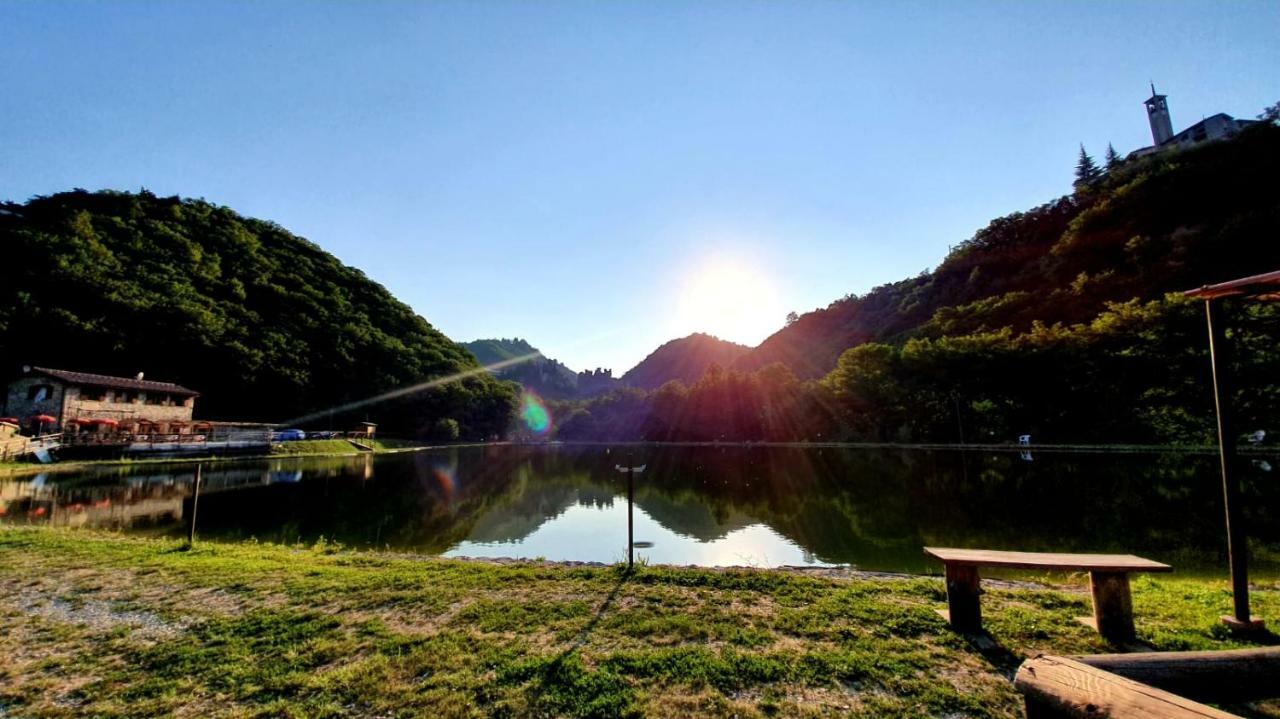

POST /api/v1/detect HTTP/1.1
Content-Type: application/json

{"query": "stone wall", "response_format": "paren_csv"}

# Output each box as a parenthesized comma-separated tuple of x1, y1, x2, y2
(3, 377, 68, 428)
(63, 385, 195, 426)
(3, 376, 196, 432)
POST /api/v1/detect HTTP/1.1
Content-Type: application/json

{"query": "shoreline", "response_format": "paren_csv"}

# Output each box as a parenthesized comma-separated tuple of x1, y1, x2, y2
(3, 438, 1268, 478)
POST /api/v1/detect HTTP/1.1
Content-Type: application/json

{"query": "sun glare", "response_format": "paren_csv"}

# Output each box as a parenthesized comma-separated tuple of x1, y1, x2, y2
(673, 258, 784, 346)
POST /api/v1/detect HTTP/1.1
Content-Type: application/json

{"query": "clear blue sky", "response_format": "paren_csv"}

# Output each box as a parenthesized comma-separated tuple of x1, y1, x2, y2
(2, 1, 1275, 374)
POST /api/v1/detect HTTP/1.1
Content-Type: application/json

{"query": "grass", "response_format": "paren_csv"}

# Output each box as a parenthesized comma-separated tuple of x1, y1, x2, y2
(266, 438, 421, 456)
(0, 438, 442, 477)
(0, 528, 1277, 718)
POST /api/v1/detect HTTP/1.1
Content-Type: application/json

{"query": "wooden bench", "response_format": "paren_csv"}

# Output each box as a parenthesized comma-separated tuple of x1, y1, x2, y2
(923, 547, 1172, 642)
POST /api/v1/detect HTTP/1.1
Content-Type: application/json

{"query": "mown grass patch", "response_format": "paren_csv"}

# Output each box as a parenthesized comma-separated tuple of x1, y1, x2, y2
(0, 527, 1276, 718)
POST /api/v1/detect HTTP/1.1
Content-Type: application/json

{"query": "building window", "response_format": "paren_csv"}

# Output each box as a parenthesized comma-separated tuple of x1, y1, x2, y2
(117, 391, 135, 404)
(27, 384, 52, 402)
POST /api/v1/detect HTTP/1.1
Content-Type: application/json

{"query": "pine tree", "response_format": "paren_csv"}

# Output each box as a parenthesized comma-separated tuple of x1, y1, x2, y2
(1105, 143, 1122, 171)
(1075, 145, 1102, 189)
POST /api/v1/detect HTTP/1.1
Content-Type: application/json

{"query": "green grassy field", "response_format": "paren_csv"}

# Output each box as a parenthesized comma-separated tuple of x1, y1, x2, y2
(266, 437, 424, 456)
(0, 528, 1276, 718)
(0, 438, 432, 477)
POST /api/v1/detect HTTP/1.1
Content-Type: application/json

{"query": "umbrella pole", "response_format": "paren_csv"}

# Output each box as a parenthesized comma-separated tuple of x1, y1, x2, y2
(1205, 299, 1261, 631)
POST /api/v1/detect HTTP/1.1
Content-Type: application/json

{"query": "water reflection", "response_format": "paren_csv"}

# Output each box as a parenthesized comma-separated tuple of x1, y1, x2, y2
(1, 445, 1276, 575)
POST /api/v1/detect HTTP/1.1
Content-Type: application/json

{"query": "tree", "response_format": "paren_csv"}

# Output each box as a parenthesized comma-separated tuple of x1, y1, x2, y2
(1105, 143, 1122, 171)
(1260, 100, 1280, 125)
(785, 311, 799, 326)
(432, 417, 461, 441)
(1074, 145, 1102, 189)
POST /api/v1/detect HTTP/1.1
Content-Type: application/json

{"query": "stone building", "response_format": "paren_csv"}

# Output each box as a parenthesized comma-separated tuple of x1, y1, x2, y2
(1129, 85, 1256, 159)
(2, 366, 199, 435)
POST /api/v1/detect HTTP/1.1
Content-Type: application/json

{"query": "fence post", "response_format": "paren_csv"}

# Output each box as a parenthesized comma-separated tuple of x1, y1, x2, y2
(187, 463, 202, 546)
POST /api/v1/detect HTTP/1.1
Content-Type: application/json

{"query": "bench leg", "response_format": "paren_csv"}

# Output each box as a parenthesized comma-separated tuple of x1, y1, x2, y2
(1089, 571, 1135, 643)
(944, 564, 982, 633)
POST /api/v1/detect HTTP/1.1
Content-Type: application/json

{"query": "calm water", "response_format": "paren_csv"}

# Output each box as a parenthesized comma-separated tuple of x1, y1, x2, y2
(2, 444, 1277, 575)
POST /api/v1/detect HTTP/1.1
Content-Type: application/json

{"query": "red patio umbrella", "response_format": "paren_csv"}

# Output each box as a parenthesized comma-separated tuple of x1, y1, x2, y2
(30, 414, 57, 435)
(0, 417, 18, 425)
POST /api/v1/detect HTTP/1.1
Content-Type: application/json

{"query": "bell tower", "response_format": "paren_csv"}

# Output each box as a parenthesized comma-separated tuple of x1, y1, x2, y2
(1145, 83, 1174, 146)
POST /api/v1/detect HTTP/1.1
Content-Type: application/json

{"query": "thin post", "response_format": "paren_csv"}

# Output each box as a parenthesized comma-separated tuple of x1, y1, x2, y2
(615, 463, 645, 570)
(1205, 299, 1251, 626)
(187, 463, 202, 546)
(627, 468, 634, 569)
(953, 394, 965, 445)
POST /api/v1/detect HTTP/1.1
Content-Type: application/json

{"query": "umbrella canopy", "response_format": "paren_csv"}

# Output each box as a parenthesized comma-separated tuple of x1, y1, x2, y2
(94, 418, 119, 427)
(0, 417, 18, 425)
(30, 414, 57, 423)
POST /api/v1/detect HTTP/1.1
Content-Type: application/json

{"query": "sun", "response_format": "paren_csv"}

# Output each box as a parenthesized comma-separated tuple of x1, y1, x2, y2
(672, 258, 784, 346)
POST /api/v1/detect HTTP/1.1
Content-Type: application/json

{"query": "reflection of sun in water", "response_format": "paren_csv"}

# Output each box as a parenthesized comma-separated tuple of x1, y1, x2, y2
(673, 258, 784, 346)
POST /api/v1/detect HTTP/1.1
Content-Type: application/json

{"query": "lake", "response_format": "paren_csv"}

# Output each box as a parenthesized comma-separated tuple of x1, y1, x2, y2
(2, 444, 1277, 576)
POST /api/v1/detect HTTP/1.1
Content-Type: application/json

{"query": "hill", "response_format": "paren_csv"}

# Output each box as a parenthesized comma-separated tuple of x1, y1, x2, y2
(464, 337, 542, 365)
(462, 338, 580, 399)
(734, 123, 1280, 378)
(560, 122, 1280, 444)
(621, 333, 751, 390)
(0, 190, 517, 438)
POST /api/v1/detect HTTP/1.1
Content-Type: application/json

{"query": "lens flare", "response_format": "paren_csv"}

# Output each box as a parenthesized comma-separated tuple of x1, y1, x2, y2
(521, 392, 551, 434)
(433, 465, 457, 501)
(275, 352, 543, 428)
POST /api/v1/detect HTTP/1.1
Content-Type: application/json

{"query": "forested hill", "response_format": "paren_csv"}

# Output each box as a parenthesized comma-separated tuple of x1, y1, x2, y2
(0, 190, 517, 437)
(734, 123, 1280, 378)
(557, 122, 1279, 444)
(464, 338, 542, 366)
(462, 338, 580, 399)
(621, 333, 750, 390)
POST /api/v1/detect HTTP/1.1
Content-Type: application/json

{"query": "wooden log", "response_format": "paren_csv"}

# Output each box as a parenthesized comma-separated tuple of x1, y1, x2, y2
(1076, 647, 1280, 704)
(944, 563, 982, 634)
(1089, 571, 1135, 643)
(1015, 654, 1243, 719)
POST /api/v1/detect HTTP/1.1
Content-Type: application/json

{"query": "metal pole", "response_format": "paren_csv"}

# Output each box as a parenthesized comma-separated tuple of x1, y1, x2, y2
(616, 463, 646, 570)
(1205, 299, 1251, 626)
(187, 463, 202, 546)
(627, 468, 634, 569)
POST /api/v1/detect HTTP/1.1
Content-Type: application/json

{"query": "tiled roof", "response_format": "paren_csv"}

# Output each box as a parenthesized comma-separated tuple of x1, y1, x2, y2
(31, 367, 200, 396)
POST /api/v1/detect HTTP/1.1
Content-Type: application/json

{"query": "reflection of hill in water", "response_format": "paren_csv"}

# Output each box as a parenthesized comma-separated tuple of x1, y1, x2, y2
(456, 471, 759, 546)
(5, 445, 1278, 574)
(464, 479, 619, 543)
(634, 489, 755, 542)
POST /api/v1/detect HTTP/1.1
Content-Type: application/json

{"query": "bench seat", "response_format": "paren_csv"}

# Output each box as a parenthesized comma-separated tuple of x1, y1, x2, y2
(924, 547, 1172, 643)
(924, 548, 1172, 573)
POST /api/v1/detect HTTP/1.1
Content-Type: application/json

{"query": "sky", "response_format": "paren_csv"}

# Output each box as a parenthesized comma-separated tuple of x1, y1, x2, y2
(2, 1, 1276, 374)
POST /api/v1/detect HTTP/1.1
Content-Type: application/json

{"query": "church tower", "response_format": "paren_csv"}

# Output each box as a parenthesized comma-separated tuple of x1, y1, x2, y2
(1145, 83, 1174, 146)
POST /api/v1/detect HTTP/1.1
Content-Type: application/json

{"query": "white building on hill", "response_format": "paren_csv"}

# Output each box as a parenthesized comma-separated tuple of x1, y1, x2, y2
(1129, 85, 1256, 159)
